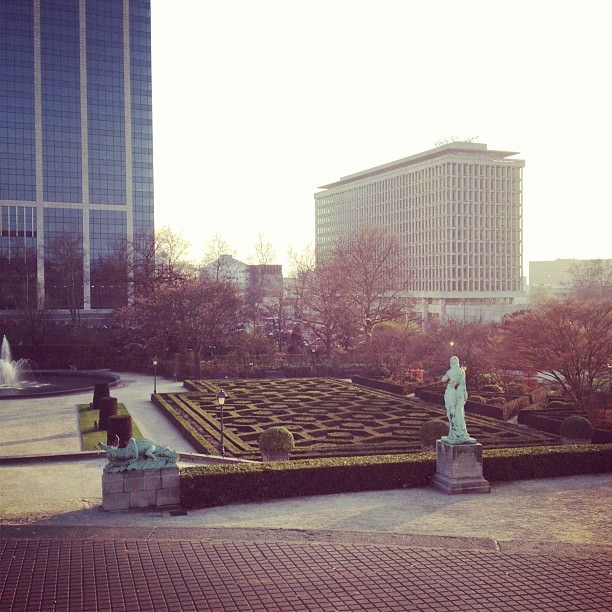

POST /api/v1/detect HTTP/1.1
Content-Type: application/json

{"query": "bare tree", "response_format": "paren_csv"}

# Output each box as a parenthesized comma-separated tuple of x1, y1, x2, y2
(45, 233, 84, 324)
(568, 259, 612, 300)
(496, 298, 612, 407)
(286, 244, 315, 322)
(154, 226, 193, 283)
(202, 234, 236, 281)
(300, 261, 352, 357)
(332, 226, 408, 342)
(114, 276, 242, 377)
(252, 232, 276, 265)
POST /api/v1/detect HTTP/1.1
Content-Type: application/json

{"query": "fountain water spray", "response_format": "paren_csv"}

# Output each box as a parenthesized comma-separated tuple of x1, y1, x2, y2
(0, 335, 28, 386)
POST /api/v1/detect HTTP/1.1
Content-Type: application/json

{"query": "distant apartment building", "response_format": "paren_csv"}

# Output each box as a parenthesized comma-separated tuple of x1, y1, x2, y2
(529, 258, 612, 297)
(203, 255, 283, 304)
(315, 142, 525, 321)
(0, 0, 154, 319)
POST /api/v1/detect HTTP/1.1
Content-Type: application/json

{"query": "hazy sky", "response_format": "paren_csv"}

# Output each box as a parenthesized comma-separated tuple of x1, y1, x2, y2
(150, 0, 611, 276)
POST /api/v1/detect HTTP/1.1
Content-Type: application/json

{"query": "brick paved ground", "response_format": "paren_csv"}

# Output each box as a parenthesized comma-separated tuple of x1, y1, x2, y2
(1, 527, 610, 611)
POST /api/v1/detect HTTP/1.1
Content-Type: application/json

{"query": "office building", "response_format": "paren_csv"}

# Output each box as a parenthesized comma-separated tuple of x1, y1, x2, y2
(203, 254, 283, 304)
(315, 142, 525, 321)
(0, 0, 154, 317)
(529, 258, 612, 297)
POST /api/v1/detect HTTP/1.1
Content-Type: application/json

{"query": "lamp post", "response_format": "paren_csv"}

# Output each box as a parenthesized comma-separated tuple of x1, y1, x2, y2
(216, 389, 227, 457)
(152, 357, 158, 395)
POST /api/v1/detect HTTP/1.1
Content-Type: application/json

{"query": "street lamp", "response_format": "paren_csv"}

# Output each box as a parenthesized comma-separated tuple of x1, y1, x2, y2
(216, 389, 227, 457)
(152, 357, 158, 394)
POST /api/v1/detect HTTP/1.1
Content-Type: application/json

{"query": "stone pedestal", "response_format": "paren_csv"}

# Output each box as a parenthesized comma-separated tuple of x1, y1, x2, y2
(431, 440, 490, 494)
(102, 467, 181, 511)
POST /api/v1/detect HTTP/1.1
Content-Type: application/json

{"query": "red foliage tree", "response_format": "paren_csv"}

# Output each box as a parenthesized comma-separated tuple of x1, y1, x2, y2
(496, 299, 612, 407)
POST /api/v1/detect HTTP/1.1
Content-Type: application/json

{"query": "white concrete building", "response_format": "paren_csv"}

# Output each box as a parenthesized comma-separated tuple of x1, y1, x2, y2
(315, 142, 525, 322)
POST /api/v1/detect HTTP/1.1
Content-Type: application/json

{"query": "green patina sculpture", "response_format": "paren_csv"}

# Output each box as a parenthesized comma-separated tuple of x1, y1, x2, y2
(441, 355, 476, 444)
(98, 438, 179, 472)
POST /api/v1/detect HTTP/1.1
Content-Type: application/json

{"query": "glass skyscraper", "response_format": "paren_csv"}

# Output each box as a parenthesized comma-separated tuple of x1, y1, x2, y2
(0, 0, 154, 315)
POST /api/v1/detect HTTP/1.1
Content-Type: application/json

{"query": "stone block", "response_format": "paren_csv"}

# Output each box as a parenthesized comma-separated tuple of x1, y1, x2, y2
(156, 486, 181, 507)
(102, 491, 131, 511)
(431, 440, 490, 494)
(161, 467, 180, 488)
(102, 472, 125, 495)
(101, 467, 184, 511)
(143, 470, 162, 491)
(129, 489, 157, 509)
(123, 471, 144, 492)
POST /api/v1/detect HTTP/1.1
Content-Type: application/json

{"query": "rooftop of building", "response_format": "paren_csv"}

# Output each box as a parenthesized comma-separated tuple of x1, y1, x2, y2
(317, 142, 524, 191)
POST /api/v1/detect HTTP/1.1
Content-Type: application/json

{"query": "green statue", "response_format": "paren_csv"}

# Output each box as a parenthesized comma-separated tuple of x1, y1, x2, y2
(98, 438, 179, 472)
(441, 355, 476, 444)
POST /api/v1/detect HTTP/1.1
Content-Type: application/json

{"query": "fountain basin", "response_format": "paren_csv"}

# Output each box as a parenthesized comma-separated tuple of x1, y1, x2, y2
(0, 369, 120, 399)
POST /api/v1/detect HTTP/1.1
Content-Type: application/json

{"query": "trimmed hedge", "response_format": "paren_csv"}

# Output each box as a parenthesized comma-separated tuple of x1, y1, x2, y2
(181, 453, 435, 509)
(416, 386, 544, 421)
(481, 444, 611, 481)
(152, 394, 217, 455)
(180, 444, 612, 509)
(351, 375, 417, 396)
(518, 408, 612, 443)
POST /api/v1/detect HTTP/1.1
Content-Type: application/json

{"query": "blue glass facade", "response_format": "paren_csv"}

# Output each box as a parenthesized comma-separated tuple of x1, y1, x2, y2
(0, 0, 154, 314)
(130, 0, 154, 240)
(41, 0, 82, 203)
(0, 205, 37, 310)
(0, 1, 36, 202)
(90, 209, 127, 307)
(87, 0, 126, 206)
(44, 207, 84, 309)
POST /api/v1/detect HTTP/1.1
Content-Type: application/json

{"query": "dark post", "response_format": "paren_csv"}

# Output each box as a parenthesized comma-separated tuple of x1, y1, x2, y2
(98, 396, 118, 430)
(107, 414, 132, 447)
(92, 382, 110, 410)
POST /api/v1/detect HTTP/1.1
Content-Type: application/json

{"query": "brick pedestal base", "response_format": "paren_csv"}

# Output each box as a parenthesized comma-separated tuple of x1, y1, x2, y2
(102, 467, 180, 511)
(431, 440, 490, 494)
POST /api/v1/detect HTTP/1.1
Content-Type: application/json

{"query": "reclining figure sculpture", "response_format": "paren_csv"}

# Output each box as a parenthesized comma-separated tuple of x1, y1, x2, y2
(98, 437, 179, 472)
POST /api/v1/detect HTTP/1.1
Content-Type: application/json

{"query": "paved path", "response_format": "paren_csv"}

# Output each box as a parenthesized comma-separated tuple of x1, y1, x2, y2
(1, 524, 610, 611)
(1, 373, 610, 610)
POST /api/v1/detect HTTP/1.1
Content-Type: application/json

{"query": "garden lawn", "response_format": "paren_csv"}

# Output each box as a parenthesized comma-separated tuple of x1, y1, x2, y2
(78, 404, 143, 451)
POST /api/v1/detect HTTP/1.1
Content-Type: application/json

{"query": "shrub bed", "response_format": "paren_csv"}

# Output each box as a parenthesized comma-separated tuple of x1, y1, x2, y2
(416, 386, 542, 421)
(181, 453, 434, 509)
(351, 375, 417, 396)
(518, 408, 612, 443)
(157, 378, 560, 460)
(482, 444, 612, 480)
(78, 404, 143, 451)
(180, 444, 612, 509)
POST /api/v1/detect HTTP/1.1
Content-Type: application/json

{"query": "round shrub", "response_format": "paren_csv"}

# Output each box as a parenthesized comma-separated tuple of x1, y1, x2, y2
(419, 419, 448, 447)
(559, 415, 593, 441)
(259, 426, 295, 452)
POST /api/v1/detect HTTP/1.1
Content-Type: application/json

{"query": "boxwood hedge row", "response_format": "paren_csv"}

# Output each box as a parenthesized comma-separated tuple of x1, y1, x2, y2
(180, 443, 612, 509)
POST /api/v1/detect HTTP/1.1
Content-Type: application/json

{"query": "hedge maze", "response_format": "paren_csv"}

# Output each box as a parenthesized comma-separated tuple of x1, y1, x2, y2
(153, 378, 560, 460)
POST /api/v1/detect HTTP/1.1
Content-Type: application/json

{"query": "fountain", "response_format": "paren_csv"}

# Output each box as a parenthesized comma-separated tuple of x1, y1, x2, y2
(0, 334, 119, 398)
(0, 335, 31, 386)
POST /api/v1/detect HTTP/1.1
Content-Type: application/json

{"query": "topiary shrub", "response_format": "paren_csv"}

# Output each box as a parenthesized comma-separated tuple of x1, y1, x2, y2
(107, 414, 132, 447)
(259, 426, 295, 461)
(98, 396, 118, 430)
(419, 418, 448, 451)
(559, 415, 593, 442)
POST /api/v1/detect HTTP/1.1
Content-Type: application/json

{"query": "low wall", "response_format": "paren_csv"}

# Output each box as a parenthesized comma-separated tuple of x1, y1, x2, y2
(102, 467, 180, 511)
